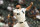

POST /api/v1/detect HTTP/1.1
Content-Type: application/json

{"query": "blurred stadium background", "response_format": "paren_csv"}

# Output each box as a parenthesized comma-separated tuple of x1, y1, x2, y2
(0, 0, 40, 27)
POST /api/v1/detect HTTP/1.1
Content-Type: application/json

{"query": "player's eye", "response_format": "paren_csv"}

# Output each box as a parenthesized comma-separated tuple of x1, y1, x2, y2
(17, 13, 20, 15)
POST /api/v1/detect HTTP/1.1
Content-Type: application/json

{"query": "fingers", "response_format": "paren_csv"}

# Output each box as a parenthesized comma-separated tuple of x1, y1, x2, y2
(31, 2, 33, 5)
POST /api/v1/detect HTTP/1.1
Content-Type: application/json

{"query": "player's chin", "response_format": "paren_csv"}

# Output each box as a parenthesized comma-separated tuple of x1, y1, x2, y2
(16, 8, 19, 9)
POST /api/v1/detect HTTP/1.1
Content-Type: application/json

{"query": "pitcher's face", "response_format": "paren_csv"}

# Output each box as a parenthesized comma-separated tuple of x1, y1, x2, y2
(16, 5, 21, 9)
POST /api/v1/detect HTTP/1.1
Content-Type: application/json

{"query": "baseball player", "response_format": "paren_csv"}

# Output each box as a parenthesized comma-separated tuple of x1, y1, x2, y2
(13, 2, 33, 27)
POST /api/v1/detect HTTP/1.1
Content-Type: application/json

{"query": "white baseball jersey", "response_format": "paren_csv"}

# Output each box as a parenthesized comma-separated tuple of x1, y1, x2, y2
(13, 8, 26, 22)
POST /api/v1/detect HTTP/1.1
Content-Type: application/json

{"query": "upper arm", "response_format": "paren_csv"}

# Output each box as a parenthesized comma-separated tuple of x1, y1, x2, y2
(13, 10, 16, 14)
(13, 10, 16, 16)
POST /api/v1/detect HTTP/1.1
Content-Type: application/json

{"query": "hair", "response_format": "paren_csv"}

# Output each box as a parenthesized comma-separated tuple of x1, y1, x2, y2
(16, 4, 21, 6)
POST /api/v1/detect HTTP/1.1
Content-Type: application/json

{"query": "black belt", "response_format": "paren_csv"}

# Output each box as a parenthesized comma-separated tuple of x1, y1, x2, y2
(19, 22, 23, 24)
(19, 20, 26, 24)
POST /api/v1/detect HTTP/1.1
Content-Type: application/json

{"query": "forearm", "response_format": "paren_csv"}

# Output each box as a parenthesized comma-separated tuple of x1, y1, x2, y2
(26, 4, 32, 10)
(26, 2, 33, 11)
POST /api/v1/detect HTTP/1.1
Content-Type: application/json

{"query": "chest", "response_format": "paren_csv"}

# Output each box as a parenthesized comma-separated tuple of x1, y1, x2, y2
(14, 9, 25, 15)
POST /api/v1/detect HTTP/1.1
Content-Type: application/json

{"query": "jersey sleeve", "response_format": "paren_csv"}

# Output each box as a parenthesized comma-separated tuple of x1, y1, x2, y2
(13, 9, 16, 13)
(13, 16, 16, 19)
(22, 8, 26, 12)
(13, 10, 17, 19)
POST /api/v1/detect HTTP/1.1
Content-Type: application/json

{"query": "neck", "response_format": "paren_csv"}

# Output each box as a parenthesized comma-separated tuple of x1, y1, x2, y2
(19, 7, 21, 10)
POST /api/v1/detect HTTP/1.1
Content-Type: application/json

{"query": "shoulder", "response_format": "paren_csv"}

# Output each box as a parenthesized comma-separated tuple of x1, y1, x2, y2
(21, 8, 26, 11)
(22, 8, 25, 10)
(13, 9, 17, 12)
